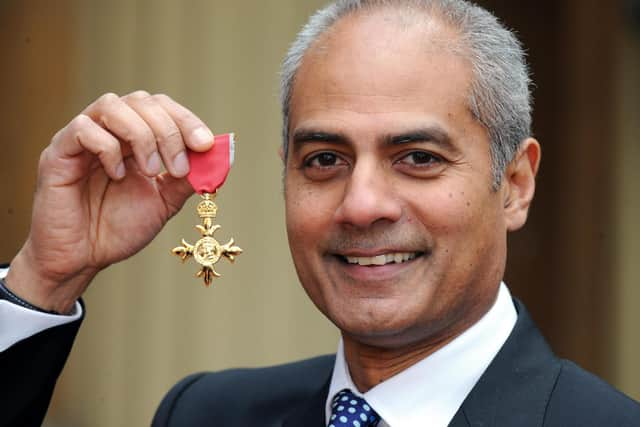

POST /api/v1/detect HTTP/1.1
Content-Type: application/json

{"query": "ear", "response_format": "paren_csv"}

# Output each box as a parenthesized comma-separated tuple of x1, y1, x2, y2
(502, 138, 541, 231)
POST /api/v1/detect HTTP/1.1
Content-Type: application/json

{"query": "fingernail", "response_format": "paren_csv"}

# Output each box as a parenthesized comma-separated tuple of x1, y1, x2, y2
(147, 151, 162, 174)
(173, 151, 190, 176)
(115, 162, 126, 179)
(192, 127, 214, 148)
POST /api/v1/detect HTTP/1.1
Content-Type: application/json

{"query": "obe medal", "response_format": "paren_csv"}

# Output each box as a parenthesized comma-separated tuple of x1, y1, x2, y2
(172, 133, 243, 286)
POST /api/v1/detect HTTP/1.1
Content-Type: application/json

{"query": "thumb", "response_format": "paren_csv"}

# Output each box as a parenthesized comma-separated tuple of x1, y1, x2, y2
(156, 173, 195, 217)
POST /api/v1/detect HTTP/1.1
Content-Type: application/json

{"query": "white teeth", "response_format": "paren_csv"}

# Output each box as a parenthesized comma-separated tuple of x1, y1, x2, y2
(371, 255, 387, 266)
(344, 252, 418, 266)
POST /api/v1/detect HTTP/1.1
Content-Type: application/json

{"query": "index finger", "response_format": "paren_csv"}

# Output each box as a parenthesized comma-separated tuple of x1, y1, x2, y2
(152, 94, 214, 152)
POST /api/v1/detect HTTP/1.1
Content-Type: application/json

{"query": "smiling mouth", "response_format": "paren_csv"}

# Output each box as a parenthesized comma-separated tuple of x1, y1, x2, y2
(336, 252, 423, 266)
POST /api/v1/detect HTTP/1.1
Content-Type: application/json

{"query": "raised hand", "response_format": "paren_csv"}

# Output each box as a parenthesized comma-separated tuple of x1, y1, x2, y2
(5, 91, 214, 313)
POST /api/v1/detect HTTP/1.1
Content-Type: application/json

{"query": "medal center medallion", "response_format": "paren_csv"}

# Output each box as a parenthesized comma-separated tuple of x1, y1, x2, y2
(194, 236, 222, 267)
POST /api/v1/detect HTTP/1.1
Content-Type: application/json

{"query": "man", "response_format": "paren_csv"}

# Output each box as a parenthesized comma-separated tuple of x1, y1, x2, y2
(1, 0, 639, 426)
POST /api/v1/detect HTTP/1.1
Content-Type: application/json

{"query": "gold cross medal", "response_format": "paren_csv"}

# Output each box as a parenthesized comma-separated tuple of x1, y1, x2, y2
(172, 133, 242, 286)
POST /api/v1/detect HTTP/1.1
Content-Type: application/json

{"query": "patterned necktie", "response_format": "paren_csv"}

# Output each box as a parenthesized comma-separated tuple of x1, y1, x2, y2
(327, 389, 381, 427)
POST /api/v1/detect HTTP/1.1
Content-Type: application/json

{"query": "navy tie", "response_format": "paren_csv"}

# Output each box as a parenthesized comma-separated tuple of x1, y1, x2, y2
(327, 389, 381, 427)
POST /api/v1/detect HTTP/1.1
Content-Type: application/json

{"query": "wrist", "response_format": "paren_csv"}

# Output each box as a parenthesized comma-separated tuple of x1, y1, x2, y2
(0, 277, 60, 314)
(5, 244, 96, 314)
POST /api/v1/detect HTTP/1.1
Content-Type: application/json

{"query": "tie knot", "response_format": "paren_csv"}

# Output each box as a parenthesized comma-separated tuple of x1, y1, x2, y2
(328, 389, 381, 427)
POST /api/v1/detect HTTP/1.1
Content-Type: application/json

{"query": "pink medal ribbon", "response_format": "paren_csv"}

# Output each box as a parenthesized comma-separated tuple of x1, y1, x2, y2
(187, 133, 235, 194)
(172, 133, 243, 287)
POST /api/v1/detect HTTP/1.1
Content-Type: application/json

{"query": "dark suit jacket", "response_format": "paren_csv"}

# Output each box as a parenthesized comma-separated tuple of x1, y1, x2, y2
(0, 309, 82, 427)
(151, 300, 640, 426)
(2, 300, 639, 427)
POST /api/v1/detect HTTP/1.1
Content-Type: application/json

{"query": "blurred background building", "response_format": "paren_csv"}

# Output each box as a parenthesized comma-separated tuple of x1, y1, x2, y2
(0, 0, 638, 425)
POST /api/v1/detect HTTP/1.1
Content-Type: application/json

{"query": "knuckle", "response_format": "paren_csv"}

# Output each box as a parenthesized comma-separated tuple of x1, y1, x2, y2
(128, 90, 153, 104)
(126, 125, 155, 148)
(65, 114, 93, 143)
(68, 114, 92, 132)
(152, 93, 171, 103)
(98, 92, 120, 106)
(93, 136, 120, 160)
(99, 135, 119, 152)
(38, 147, 53, 170)
(116, 126, 135, 144)
(157, 126, 183, 146)
(171, 105, 196, 125)
(130, 89, 151, 99)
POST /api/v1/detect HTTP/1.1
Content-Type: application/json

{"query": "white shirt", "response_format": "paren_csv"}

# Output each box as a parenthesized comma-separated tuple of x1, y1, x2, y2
(325, 283, 517, 427)
(0, 267, 82, 352)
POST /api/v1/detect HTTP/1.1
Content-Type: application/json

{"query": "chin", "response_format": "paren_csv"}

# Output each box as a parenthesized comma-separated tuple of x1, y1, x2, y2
(327, 288, 483, 350)
(328, 298, 434, 347)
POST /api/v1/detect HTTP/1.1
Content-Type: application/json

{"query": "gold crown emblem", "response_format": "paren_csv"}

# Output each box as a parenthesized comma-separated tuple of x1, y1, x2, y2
(197, 199, 218, 219)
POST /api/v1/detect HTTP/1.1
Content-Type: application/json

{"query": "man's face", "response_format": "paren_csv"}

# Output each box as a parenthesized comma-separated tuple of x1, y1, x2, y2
(284, 12, 510, 348)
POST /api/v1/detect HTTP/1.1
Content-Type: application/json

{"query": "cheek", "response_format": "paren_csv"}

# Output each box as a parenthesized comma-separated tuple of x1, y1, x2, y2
(284, 179, 339, 312)
(408, 181, 503, 259)
(285, 179, 337, 254)
(410, 186, 478, 234)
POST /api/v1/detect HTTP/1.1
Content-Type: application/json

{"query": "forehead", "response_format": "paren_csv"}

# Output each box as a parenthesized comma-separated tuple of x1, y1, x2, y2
(289, 9, 475, 134)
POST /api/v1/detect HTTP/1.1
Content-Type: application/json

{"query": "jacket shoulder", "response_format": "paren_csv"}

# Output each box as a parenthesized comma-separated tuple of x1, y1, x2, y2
(544, 359, 640, 427)
(152, 354, 335, 427)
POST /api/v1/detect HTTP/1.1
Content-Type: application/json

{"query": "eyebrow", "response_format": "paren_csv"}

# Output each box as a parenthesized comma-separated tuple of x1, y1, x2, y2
(291, 131, 345, 148)
(385, 126, 456, 152)
(291, 125, 459, 154)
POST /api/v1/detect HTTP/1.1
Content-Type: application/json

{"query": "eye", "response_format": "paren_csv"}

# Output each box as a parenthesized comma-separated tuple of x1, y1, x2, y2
(399, 151, 442, 166)
(394, 150, 447, 178)
(304, 152, 346, 168)
(301, 151, 349, 181)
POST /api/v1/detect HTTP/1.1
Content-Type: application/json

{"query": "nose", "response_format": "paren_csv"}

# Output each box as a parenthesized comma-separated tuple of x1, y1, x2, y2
(333, 159, 402, 228)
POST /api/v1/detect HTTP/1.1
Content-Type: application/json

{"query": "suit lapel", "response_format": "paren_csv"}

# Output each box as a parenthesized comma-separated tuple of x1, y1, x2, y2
(451, 299, 561, 427)
(448, 410, 472, 427)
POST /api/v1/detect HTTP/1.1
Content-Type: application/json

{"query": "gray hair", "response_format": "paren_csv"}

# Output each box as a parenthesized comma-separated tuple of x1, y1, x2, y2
(279, 0, 532, 187)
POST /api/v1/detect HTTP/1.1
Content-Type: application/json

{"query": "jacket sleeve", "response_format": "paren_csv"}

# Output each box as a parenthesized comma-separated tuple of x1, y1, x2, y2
(0, 308, 83, 427)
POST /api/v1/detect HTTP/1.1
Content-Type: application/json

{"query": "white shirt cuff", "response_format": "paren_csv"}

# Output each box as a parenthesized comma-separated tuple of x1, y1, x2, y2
(0, 267, 82, 352)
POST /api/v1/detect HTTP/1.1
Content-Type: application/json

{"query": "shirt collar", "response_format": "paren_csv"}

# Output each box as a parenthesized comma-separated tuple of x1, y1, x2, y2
(326, 282, 517, 427)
